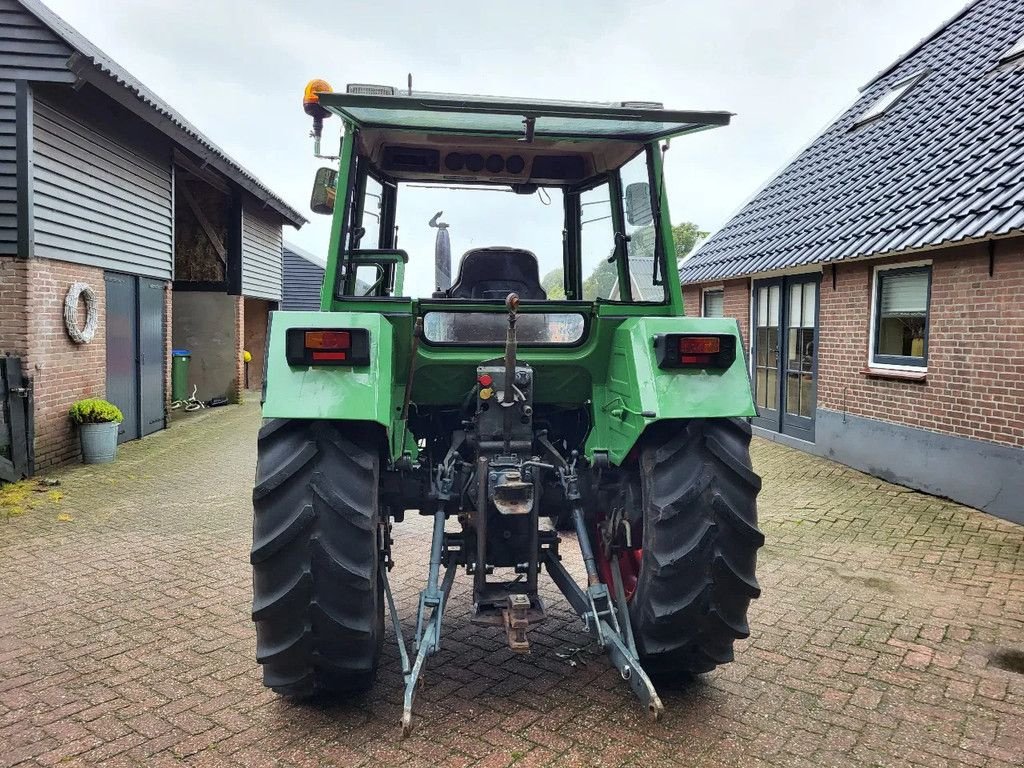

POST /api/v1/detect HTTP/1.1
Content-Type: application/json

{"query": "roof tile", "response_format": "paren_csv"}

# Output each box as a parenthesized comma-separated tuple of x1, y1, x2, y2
(683, 0, 1024, 284)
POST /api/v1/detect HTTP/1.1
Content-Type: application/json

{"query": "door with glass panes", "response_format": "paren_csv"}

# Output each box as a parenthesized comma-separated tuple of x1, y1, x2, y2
(751, 274, 819, 441)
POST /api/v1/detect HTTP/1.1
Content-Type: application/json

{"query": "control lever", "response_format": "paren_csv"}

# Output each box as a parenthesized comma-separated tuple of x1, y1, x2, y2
(502, 292, 520, 454)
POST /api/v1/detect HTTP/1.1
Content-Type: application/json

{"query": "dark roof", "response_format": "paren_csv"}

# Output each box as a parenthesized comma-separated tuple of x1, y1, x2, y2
(682, 0, 1024, 283)
(19, 0, 306, 228)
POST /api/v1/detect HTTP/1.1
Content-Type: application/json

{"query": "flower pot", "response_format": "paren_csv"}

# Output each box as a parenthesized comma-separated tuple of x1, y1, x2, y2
(79, 421, 119, 464)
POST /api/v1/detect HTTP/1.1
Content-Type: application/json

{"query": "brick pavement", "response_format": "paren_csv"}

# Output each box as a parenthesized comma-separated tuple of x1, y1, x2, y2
(0, 402, 1022, 767)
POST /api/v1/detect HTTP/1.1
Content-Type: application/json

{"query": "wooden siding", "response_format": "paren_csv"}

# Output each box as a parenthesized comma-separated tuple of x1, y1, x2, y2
(32, 99, 174, 279)
(281, 248, 324, 310)
(0, 0, 74, 255)
(0, 0, 73, 82)
(0, 79, 15, 255)
(241, 204, 283, 300)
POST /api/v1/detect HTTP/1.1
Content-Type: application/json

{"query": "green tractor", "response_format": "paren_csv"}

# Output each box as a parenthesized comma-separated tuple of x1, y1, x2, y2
(253, 81, 763, 734)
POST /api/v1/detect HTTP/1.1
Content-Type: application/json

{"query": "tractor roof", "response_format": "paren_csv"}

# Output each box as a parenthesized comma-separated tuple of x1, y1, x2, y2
(318, 86, 731, 142)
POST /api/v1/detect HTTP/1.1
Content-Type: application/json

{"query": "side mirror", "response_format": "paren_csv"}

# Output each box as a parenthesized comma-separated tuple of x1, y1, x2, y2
(310, 167, 338, 215)
(624, 182, 653, 227)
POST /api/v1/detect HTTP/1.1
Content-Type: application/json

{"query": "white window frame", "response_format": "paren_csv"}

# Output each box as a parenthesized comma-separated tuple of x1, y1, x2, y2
(853, 71, 925, 127)
(701, 286, 725, 317)
(867, 259, 932, 371)
(1000, 35, 1024, 65)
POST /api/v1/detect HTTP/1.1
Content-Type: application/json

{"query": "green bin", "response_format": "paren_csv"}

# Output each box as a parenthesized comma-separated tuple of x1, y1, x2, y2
(171, 349, 191, 401)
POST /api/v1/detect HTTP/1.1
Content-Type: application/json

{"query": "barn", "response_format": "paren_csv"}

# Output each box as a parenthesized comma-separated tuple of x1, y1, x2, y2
(0, 0, 305, 478)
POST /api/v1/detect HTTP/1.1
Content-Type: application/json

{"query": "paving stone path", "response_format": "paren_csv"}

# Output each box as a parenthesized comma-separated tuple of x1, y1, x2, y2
(1, 401, 1022, 767)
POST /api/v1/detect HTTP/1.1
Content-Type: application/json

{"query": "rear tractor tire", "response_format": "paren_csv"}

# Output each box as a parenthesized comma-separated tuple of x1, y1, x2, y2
(629, 418, 764, 678)
(251, 419, 385, 697)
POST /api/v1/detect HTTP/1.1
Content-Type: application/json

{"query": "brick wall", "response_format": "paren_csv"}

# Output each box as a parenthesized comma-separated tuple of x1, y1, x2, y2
(3, 257, 179, 470)
(683, 284, 701, 318)
(818, 241, 1024, 449)
(723, 278, 751, 354)
(0, 257, 31, 357)
(242, 298, 271, 394)
(231, 297, 244, 404)
(25, 258, 108, 467)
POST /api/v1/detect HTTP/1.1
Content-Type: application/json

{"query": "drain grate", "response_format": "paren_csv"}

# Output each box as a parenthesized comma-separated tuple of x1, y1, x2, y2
(989, 649, 1024, 675)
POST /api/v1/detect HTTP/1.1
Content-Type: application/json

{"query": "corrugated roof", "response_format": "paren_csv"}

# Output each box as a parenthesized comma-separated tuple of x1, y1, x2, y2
(19, 0, 306, 228)
(682, 0, 1024, 284)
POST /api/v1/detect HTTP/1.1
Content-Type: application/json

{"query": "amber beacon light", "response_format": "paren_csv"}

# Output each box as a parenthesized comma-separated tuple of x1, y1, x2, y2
(302, 78, 333, 139)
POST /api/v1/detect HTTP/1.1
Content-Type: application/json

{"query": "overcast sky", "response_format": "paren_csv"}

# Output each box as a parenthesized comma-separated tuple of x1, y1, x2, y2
(45, 0, 966, 281)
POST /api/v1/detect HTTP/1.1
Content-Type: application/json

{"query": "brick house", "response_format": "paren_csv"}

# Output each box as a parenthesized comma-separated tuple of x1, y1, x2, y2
(0, 0, 305, 477)
(681, 0, 1024, 524)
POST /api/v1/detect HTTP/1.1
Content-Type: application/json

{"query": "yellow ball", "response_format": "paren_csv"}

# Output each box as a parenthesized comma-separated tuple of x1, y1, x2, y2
(243, 350, 252, 363)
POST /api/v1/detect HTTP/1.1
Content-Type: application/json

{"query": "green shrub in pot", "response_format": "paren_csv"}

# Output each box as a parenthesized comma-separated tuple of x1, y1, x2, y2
(69, 399, 123, 464)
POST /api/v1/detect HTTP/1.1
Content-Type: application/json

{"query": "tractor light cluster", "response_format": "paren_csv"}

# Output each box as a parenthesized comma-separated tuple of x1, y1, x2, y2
(654, 333, 736, 370)
(286, 328, 371, 366)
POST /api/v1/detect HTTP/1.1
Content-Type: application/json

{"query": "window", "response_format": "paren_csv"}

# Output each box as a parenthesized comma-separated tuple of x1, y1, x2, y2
(853, 72, 924, 127)
(580, 181, 617, 301)
(619, 151, 665, 302)
(1000, 35, 1024, 65)
(702, 288, 724, 317)
(871, 264, 931, 368)
(393, 183, 564, 298)
(754, 283, 781, 411)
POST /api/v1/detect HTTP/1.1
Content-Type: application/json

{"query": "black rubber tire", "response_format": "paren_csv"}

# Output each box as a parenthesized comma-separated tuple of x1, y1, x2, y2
(630, 418, 764, 677)
(251, 419, 384, 696)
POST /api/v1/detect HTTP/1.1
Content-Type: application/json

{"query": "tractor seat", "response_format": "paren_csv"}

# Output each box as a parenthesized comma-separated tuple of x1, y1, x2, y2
(447, 247, 547, 300)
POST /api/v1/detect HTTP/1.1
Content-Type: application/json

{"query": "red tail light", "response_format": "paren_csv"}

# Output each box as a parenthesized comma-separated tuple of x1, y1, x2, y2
(305, 330, 350, 350)
(654, 333, 735, 370)
(286, 328, 371, 366)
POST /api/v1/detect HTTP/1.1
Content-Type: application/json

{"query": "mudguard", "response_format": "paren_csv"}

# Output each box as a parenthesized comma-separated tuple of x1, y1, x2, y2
(585, 316, 756, 465)
(262, 310, 399, 438)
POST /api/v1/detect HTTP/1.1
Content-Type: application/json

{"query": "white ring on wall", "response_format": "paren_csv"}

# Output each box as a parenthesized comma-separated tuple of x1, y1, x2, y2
(64, 282, 99, 344)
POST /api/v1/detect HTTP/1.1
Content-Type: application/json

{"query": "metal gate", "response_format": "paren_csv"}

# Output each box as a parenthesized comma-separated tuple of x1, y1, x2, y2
(0, 357, 33, 482)
(105, 272, 166, 444)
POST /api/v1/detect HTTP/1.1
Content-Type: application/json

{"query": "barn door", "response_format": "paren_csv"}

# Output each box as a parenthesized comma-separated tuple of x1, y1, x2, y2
(105, 273, 140, 443)
(139, 279, 166, 436)
(0, 357, 33, 482)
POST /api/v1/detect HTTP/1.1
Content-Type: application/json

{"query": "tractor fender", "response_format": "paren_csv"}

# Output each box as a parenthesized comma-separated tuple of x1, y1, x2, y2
(262, 311, 402, 446)
(584, 316, 756, 466)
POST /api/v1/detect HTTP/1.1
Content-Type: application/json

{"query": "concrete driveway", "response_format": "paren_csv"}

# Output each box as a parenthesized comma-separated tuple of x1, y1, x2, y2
(1, 402, 1022, 767)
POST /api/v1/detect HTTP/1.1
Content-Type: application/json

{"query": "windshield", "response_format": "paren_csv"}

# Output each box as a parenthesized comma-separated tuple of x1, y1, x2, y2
(395, 184, 564, 299)
(337, 146, 668, 305)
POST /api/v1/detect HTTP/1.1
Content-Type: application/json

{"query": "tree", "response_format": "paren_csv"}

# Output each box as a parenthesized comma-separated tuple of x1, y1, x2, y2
(582, 260, 617, 300)
(671, 221, 707, 261)
(541, 267, 566, 299)
(579, 220, 706, 299)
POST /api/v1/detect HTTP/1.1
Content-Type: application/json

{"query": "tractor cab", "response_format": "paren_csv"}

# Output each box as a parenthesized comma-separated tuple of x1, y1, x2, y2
(307, 84, 729, 311)
(254, 81, 761, 735)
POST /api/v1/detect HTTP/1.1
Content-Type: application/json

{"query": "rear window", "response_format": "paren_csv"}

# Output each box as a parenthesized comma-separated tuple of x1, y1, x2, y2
(422, 312, 585, 345)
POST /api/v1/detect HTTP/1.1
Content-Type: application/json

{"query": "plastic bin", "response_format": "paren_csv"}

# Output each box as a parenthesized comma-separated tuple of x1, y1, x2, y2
(171, 349, 191, 402)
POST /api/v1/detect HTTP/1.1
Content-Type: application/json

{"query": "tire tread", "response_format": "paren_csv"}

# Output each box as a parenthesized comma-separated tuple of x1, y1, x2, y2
(251, 419, 383, 696)
(630, 418, 763, 677)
